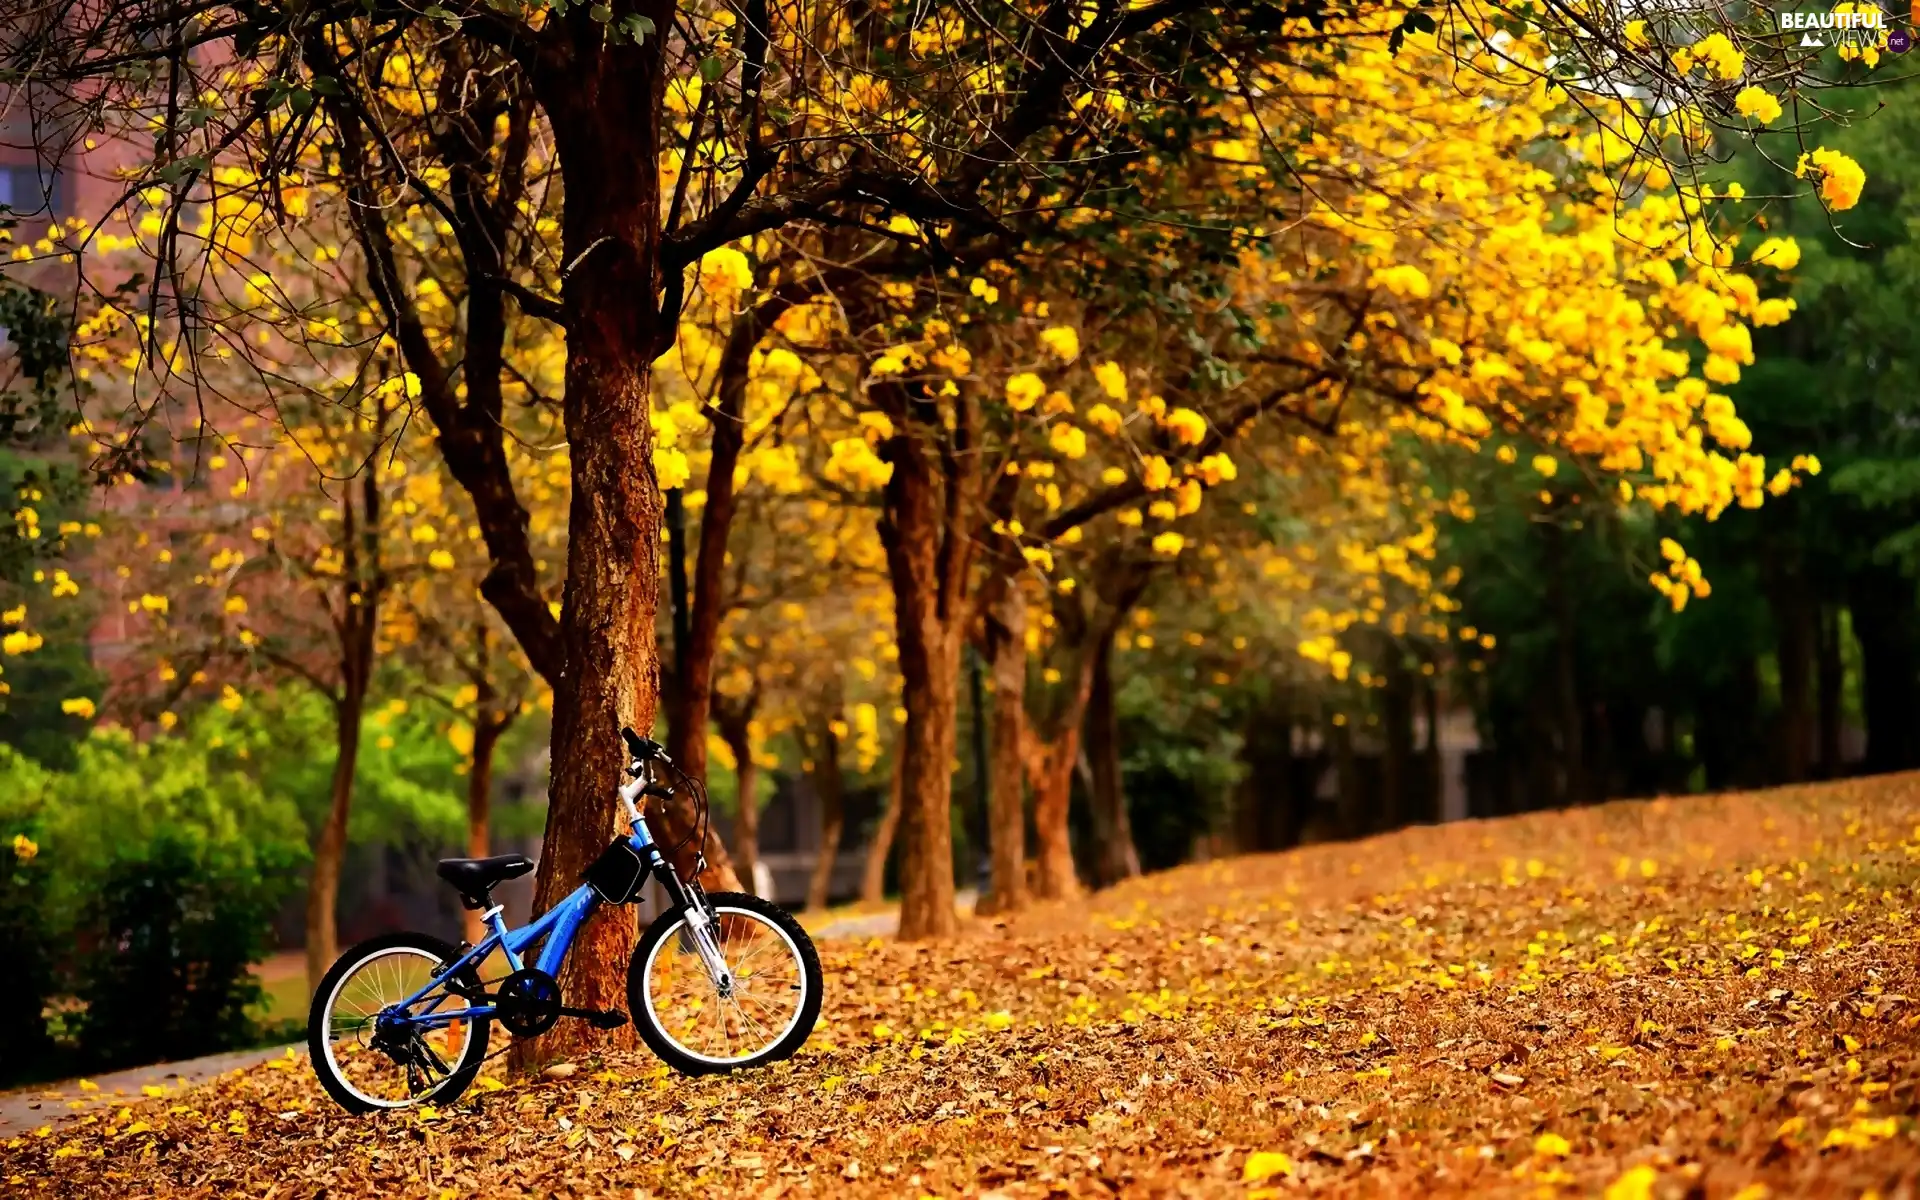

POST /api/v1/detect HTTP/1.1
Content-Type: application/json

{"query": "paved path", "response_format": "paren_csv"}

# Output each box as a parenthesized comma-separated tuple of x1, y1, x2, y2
(808, 887, 976, 941)
(0, 1044, 302, 1137)
(812, 911, 901, 939)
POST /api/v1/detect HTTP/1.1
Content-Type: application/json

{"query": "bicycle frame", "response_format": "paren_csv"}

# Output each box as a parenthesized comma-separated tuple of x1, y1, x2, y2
(385, 765, 695, 1031)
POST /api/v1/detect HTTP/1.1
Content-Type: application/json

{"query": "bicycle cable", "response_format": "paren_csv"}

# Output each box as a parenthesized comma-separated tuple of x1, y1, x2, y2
(650, 754, 712, 869)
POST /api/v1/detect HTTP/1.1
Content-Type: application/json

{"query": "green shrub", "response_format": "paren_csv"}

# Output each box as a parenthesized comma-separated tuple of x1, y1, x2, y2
(0, 829, 58, 1079)
(0, 724, 311, 1080)
(72, 833, 291, 1071)
(0, 679, 526, 1081)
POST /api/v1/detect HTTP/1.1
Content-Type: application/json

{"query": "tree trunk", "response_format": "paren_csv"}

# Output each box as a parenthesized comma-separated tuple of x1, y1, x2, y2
(1084, 628, 1139, 887)
(665, 294, 794, 786)
(804, 719, 846, 912)
(520, 43, 733, 1064)
(1022, 638, 1099, 903)
(878, 416, 971, 940)
(1026, 732, 1082, 901)
(305, 690, 365, 991)
(303, 466, 382, 990)
(976, 589, 1029, 917)
(894, 637, 961, 938)
(1817, 604, 1844, 779)
(860, 747, 904, 907)
(462, 715, 507, 947)
(716, 701, 760, 894)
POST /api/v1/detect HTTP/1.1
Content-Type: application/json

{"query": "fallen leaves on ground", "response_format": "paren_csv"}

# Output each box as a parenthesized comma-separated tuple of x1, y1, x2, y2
(10, 775, 1920, 1196)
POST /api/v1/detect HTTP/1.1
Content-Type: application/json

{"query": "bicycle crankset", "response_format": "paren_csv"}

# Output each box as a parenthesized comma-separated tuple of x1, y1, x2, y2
(495, 968, 563, 1037)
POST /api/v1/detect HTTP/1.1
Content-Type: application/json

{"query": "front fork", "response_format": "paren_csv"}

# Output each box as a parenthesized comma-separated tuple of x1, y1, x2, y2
(625, 768, 732, 996)
(657, 860, 734, 996)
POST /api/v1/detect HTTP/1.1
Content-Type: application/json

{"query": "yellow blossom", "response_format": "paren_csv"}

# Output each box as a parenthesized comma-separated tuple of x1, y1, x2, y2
(1796, 147, 1866, 211)
(1750, 237, 1800, 271)
(1040, 326, 1080, 362)
(1734, 86, 1783, 126)
(1005, 372, 1047, 412)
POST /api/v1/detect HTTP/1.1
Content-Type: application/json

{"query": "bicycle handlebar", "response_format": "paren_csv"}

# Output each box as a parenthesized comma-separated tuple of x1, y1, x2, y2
(621, 726, 709, 865)
(622, 726, 665, 764)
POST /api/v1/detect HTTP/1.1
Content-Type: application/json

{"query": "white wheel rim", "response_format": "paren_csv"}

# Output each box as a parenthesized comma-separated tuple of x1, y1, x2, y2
(318, 946, 477, 1110)
(642, 905, 808, 1066)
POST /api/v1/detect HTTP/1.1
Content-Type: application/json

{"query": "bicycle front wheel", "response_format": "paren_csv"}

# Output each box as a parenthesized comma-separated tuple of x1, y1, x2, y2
(628, 891, 822, 1075)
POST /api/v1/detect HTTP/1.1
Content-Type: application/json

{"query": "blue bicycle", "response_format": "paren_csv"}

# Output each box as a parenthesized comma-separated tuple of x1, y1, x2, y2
(307, 729, 822, 1113)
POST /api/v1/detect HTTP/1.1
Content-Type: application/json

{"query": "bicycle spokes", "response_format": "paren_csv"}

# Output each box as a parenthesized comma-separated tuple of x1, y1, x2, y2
(641, 904, 806, 1064)
(319, 947, 479, 1108)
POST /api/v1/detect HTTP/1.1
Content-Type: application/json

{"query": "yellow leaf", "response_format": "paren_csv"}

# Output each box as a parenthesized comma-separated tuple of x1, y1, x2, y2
(1604, 1165, 1658, 1200)
(1243, 1151, 1292, 1181)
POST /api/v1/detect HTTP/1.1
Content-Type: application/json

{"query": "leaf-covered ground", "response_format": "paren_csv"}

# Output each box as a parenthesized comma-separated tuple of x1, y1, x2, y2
(11, 776, 1920, 1198)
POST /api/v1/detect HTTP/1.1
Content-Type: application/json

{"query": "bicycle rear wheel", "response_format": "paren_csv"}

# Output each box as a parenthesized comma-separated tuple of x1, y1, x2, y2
(307, 932, 490, 1114)
(628, 891, 821, 1075)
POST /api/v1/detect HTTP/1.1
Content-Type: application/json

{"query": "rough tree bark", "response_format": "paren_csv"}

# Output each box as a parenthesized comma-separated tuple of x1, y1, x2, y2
(1025, 734, 1080, 901)
(326, 45, 739, 1069)
(516, 35, 680, 1065)
(976, 587, 1030, 916)
(877, 387, 979, 940)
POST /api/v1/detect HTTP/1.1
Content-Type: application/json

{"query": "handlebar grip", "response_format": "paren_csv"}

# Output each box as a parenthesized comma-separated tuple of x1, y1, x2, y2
(622, 726, 663, 762)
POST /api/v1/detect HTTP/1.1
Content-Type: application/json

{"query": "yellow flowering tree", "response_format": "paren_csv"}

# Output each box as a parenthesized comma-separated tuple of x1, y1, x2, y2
(89, 384, 439, 988)
(6, 0, 1883, 969)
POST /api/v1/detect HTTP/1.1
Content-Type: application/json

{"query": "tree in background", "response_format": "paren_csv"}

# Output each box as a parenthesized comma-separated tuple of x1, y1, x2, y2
(94, 380, 442, 987)
(1444, 74, 1920, 808)
(0, 0, 1882, 1019)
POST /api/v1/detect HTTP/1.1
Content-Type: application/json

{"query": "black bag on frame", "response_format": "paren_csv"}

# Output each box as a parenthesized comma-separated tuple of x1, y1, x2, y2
(583, 838, 649, 904)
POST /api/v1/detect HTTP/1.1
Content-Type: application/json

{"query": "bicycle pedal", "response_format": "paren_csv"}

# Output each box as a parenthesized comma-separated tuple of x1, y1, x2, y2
(559, 1006, 629, 1030)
